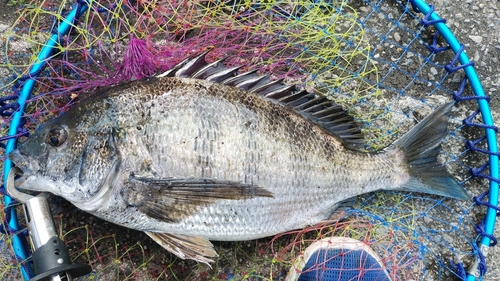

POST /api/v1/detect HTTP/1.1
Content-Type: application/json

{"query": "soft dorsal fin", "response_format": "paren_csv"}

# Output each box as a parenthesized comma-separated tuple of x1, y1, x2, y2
(156, 50, 365, 148)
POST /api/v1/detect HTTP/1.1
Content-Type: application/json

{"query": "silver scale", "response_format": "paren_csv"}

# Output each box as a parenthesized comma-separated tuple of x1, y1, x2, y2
(6, 167, 91, 281)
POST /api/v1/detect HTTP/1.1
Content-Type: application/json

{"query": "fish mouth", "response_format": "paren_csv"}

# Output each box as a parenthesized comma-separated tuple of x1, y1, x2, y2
(5, 167, 36, 203)
(7, 150, 42, 191)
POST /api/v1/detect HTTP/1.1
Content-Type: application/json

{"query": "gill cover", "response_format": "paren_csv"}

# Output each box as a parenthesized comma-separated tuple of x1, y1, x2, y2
(78, 127, 121, 197)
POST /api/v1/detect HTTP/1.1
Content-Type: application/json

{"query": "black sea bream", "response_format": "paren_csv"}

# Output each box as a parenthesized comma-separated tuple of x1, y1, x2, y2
(8, 50, 469, 264)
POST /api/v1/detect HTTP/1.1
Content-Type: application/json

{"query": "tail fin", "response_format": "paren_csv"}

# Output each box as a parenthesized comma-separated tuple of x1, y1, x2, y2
(390, 102, 470, 200)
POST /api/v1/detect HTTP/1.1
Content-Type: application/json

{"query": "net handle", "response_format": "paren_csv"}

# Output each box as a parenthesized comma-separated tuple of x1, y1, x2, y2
(410, 0, 499, 280)
(2, 1, 89, 280)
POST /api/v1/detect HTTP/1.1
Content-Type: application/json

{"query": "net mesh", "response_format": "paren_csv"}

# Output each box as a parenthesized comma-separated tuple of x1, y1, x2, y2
(0, 0, 495, 280)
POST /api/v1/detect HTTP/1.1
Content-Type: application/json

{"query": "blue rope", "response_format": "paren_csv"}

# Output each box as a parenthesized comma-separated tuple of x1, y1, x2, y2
(467, 137, 500, 159)
(452, 77, 490, 102)
(419, 5, 446, 27)
(474, 191, 500, 214)
(0, 103, 20, 116)
(449, 259, 467, 280)
(463, 110, 499, 132)
(428, 31, 451, 53)
(474, 219, 498, 247)
(0, 95, 19, 104)
(445, 45, 475, 73)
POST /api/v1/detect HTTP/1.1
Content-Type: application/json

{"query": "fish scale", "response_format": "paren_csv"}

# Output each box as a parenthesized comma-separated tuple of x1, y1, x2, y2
(79, 78, 398, 237)
(8, 50, 469, 264)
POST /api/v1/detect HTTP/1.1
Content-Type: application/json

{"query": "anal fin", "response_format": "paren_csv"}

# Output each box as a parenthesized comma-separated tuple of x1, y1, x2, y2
(327, 197, 357, 221)
(145, 232, 218, 266)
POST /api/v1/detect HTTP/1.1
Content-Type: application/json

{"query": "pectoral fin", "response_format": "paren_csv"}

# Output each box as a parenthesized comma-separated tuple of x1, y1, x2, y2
(121, 176, 273, 223)
(145, 232, 218, 265)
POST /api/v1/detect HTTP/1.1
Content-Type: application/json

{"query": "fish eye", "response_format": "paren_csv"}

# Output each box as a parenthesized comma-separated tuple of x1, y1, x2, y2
(46, 126, 68, 147)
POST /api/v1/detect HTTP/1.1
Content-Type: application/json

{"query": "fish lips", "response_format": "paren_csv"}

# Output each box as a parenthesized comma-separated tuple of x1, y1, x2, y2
(7, 149, 42, 191)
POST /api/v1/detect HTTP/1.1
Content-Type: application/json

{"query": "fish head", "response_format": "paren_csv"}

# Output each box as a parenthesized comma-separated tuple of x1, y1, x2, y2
(9, 119, 83, 196)
(8, 108, 120, 206)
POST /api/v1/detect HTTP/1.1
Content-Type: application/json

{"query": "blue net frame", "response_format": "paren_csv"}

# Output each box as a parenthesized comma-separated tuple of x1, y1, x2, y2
(408, 1, 499, 279)
(0, 0, 498, 280)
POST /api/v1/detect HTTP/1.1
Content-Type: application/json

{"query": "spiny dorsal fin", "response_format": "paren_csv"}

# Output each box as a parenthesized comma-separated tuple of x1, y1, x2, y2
(156, 50, 365, 148)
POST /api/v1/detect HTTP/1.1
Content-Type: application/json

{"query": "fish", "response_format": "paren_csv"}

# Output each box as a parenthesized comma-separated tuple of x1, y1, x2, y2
(8, 49, 470, 264)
